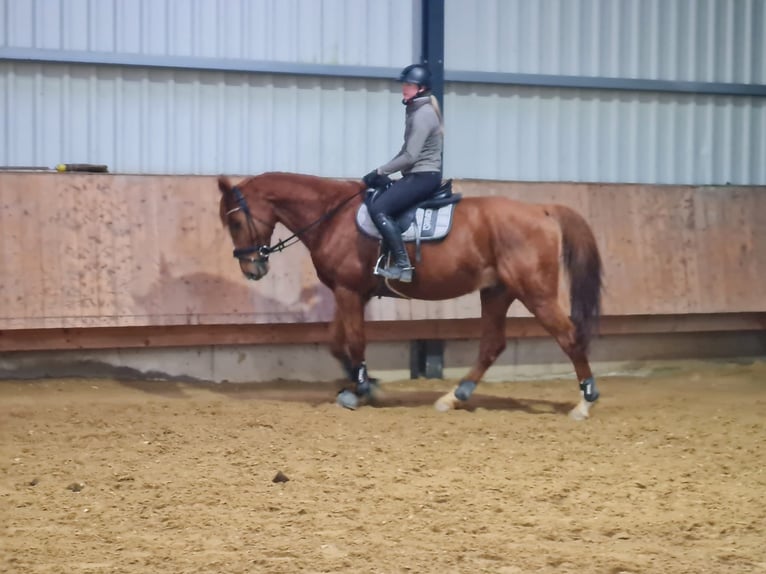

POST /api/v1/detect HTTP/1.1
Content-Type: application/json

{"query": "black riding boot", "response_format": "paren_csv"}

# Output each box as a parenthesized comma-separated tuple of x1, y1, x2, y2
(372, 213, 413, 283)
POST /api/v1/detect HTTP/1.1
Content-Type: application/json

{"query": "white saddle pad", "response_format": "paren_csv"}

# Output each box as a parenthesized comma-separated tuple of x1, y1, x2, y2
(355, 203, 456, 242)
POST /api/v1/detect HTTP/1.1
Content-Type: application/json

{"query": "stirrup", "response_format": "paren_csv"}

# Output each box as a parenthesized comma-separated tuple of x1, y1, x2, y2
(374, 257, 414, 283)
(375, 266, 413, 283)
(373, 254, 387, 276)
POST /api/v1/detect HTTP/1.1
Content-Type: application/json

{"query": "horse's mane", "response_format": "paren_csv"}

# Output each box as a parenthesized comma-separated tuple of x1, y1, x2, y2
(242, 172, 364, 201)
(219, 172, 365, 231)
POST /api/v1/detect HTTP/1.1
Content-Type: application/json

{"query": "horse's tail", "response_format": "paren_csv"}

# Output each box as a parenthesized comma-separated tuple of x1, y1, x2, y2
(552, 205, 603, 351)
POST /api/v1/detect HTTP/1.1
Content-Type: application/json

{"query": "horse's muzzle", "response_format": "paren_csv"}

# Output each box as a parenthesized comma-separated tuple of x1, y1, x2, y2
(240, 259, 269, 281)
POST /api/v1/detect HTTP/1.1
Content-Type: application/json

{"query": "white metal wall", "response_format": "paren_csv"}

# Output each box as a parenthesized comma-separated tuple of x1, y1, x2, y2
(0, 0, 414, 65)
(443, 0, 766, 184)
(0, 0, 415, 175)
(0, 62, 405, 176)
(446, 0, 765, 83)
(444, 85, 766, 185)
(1, 0, 765, 184)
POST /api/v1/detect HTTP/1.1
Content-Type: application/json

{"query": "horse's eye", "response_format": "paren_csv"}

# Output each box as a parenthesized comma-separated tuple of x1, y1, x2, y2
(230, 221, 242, 232)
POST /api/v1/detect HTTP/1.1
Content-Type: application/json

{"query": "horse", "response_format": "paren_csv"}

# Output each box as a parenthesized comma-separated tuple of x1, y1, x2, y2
(217, 172, 603, 419)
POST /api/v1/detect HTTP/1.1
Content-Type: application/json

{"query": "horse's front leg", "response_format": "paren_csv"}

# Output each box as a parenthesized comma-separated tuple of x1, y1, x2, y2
(332, 287, 374, 409)
(329, 306, 380, 387)
(436, 286, 514, 412)
(328, 309, 355, 380)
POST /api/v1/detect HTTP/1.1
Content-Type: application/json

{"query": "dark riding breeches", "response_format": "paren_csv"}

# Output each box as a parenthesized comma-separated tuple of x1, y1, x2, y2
(367, 171, 441, 218)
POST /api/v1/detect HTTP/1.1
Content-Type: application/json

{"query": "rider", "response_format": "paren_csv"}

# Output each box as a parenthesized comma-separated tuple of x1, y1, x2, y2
(362, 63, 444, 283)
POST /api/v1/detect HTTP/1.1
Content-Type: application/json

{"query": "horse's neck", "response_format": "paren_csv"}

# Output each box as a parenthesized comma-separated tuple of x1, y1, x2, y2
(267, 179, 353, 249)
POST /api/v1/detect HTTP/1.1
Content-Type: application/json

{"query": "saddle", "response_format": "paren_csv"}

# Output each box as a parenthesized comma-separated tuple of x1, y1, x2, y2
(355, 180, 462, 243)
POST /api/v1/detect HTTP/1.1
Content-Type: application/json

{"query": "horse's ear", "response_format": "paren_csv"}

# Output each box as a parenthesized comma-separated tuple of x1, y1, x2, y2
(218, 176, 232, 195)
(217, 176, 232, 227)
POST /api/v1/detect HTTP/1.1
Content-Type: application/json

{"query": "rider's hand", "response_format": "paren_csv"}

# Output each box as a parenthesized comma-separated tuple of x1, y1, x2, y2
(362, 169, 384, 188)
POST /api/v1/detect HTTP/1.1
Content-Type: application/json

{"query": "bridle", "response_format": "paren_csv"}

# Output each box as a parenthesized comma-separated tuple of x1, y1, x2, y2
(226, 184, 364, 264)
(226, 186, 272, 264)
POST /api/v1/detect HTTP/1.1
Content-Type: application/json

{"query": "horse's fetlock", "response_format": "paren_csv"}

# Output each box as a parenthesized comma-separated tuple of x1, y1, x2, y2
(454, 380, 477, 401)
(352, 362, 368, 383)
(579, 377, 599, 402)
(354, 362, 373, 396)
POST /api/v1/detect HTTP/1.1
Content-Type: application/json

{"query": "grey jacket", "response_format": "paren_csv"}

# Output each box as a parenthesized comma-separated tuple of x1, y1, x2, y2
(378, 95, 443, 176)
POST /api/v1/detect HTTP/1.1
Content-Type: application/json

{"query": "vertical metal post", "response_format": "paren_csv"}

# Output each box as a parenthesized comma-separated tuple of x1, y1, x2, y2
(408, 1, 447, 381)
(410, 340, 444, 380)
(420, 0, 445, 113)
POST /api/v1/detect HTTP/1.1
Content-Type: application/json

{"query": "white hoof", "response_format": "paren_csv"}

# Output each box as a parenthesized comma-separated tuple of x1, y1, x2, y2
(568, 399, 594, 421)
(434, 391, 458, 412)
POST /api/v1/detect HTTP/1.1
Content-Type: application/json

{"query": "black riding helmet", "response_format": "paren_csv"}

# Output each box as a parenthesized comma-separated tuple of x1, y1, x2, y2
(398, 63, 431, 90)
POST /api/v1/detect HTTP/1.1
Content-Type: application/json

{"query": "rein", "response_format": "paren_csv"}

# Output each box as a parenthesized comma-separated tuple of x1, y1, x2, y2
(230, 184, 364, 260)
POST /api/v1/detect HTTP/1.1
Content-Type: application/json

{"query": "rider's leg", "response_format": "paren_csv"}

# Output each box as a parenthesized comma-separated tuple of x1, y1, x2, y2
(368, 172, 441, 282)
(371, 212, 413, 282)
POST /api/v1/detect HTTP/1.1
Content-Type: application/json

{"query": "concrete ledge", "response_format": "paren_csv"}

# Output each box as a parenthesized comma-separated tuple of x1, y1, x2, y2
(1, 331, 763, 384)
(2, 314, 764, 352)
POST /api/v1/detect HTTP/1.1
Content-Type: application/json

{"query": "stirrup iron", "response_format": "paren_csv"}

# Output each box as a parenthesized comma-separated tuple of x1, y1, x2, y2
(373, 254, 387, 276)
(373, 254, 413, 283)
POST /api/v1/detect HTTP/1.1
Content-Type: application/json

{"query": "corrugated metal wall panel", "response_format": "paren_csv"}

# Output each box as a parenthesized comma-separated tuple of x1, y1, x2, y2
(1, 1, 764, 184)
(445, 0, 765, 83)
(1, 60, 763, 184)
(443, 84, 766, 185)
(0, 0, 415, 66)
(0, 61, 404, 176)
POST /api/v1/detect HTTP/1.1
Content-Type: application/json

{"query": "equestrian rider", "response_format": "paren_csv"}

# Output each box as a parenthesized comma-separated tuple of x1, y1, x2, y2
(362, 63, 444, 283)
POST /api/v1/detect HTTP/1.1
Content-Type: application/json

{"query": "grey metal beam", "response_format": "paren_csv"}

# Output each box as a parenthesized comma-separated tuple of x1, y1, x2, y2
(2, 47, 765, 98)
(446, 70, 766, 98)
(0, 47, 401, 80)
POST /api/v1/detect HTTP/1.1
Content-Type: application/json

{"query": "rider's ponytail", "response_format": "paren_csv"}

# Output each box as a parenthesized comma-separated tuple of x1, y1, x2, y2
(429, 94, 444, 133)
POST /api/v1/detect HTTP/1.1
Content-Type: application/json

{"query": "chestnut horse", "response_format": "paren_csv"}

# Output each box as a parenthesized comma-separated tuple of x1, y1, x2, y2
(217, 172, 603, 419)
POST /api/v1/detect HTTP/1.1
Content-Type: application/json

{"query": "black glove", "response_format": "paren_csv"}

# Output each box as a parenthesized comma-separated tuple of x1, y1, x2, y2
(363, 170, 393, 189)
(362, 170, 381, 188)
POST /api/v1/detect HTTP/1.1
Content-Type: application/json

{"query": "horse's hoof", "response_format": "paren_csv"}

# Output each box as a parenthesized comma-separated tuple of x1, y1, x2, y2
(434, 392, 457, 412)
(569, 407, 587, 421)
(568, 400, 594, 421)
(337, 390, 359, 410)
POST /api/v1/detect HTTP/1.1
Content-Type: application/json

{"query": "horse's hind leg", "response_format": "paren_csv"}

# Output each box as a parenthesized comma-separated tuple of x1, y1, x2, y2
(435, 286, 514, 412)
(525, 297, 599, 420)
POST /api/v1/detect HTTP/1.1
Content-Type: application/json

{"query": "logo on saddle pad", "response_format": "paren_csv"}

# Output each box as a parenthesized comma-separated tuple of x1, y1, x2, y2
(356, 203, 456, 242)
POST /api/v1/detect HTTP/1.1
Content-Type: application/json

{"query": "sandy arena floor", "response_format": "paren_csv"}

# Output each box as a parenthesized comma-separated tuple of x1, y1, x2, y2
(1, 361, 765, 574)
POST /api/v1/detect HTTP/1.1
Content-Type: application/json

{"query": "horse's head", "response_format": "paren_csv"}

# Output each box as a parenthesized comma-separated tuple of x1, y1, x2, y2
(218, 176, 276, 281)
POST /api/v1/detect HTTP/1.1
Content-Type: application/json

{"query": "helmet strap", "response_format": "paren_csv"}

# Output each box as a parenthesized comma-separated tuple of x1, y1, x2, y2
(402, 87, 429, 105)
